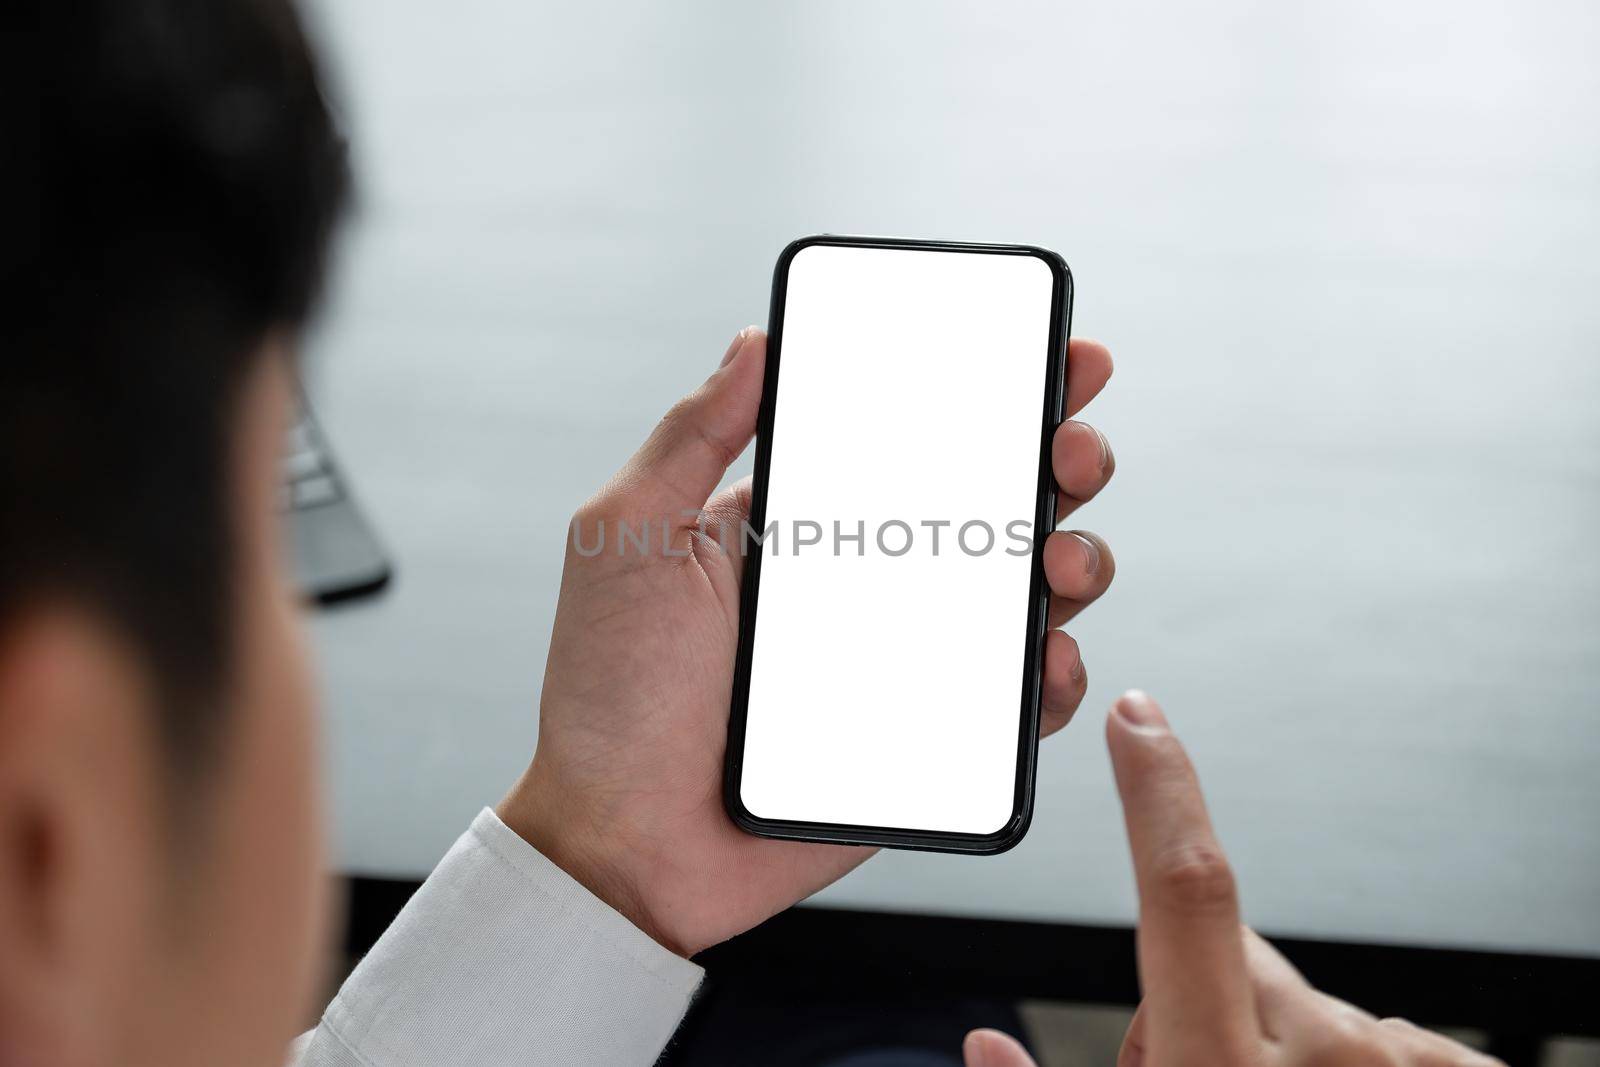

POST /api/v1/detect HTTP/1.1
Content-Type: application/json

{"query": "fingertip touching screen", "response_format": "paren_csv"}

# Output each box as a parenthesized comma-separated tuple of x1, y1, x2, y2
(735, 239, 1064, 844)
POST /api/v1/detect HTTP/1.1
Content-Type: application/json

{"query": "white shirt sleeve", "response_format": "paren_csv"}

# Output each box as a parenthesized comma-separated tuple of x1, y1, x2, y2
(288, 808, 704, 1066)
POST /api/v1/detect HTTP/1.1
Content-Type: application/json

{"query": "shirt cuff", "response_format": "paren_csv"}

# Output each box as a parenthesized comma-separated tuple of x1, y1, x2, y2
(301, 808, 703, 1066)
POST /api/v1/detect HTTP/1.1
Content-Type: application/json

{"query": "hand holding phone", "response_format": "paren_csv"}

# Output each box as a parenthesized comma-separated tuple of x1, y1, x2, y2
(727, 236, 1089, 852)
(498, 243, 1115, 956)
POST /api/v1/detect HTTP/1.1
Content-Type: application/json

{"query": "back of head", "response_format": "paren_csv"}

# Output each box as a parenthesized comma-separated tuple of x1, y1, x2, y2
(2, 5, 349, 1063)
(2, 0, 348, 771)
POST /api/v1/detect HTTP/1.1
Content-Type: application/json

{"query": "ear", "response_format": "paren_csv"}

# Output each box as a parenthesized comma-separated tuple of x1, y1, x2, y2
(0, 605, 167, 1066)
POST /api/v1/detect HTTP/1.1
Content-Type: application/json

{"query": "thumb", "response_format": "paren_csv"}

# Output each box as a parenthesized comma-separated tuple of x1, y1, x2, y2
(962, 1028, 1036, 1067)
(609, 326, 765, 521)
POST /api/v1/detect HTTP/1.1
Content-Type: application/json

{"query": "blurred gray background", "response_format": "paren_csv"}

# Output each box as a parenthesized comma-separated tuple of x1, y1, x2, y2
(296, 0, 1600, 957)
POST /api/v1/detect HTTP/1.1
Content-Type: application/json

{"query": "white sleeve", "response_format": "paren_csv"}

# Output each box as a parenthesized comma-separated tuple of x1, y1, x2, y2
(288, 808, 704, 1067)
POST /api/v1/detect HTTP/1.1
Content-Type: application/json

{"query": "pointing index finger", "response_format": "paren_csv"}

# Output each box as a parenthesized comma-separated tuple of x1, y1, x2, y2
(1106, 690, 1258, 1057)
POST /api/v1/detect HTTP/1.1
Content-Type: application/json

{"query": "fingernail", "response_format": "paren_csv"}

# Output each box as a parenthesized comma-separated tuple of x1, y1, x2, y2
(1070, 646, 1085, 682)
(1072, 421, 1109, 473)
(1115, 689, 1166, 729)
(1071, 531, 1100, 576)
(962, 1031, 990, 1067)
(720, 325, 758, 368)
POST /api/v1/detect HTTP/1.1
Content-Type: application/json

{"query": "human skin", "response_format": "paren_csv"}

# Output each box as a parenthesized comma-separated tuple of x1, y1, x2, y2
(0, 351, 325, 1067)
(959, 694, 1503, 1067)
(4, 327, 1489, 1066)
(0, 329, 1116, 1064)
(497, 328, 1119, 956)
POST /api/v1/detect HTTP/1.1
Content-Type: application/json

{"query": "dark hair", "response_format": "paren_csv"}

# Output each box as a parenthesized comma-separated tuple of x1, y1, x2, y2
(1, 0, 348, 772)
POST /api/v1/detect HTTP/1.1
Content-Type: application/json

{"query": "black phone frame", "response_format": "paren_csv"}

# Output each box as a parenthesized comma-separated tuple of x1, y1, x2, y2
(722, 234, 1074, 855)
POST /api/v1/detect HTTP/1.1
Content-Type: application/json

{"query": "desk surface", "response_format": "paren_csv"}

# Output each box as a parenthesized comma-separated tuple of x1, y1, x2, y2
(300, 0, 1600, 957)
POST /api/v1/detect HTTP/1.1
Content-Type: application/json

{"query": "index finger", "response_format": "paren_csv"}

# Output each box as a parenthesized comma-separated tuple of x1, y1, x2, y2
(1064, 338, 1113, 418)
(1105, 691, 1257, 1056)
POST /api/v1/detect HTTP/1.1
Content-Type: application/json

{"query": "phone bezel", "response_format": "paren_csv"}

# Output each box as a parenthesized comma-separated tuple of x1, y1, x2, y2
(722, 234, 1074, 855)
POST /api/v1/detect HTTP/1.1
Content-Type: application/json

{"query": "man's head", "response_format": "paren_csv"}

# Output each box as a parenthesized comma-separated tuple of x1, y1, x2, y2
(1, 1, 346, 1063)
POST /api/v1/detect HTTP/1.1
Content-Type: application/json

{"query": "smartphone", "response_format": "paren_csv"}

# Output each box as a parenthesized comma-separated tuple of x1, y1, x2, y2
(723, 235, 1072, 854)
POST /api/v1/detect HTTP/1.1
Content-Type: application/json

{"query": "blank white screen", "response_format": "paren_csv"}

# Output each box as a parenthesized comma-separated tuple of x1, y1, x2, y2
(740, 244, 1057, 836)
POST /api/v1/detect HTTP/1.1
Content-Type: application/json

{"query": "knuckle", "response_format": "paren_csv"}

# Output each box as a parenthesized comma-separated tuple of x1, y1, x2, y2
(658, 394, 697, 437)
(572, 494, 616, 527)
(571, 490, 638, 541)
(660, 393, 738, 471)
(1129, 730, 1191, 776)
(1362, 1038, 1410, 1067)
(647, 393, 698, 447)
(1303, 1021, 1395, 1067)
(1372, 1017, 1431, 1063)
(1294, 999, 1376, 1065)
(1150, 843, 1237, 913)
(1373, 1018, 1500, 1067)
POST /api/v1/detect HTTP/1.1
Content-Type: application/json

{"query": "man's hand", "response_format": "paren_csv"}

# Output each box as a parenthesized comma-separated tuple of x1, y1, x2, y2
(960, 691, 1504, 1067)
(497, 327, 1117, 957)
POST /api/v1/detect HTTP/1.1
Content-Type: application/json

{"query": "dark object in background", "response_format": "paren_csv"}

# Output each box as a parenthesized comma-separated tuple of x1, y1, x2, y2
(281, 399, 391, 603)
(661, 985, 1026, 1067)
